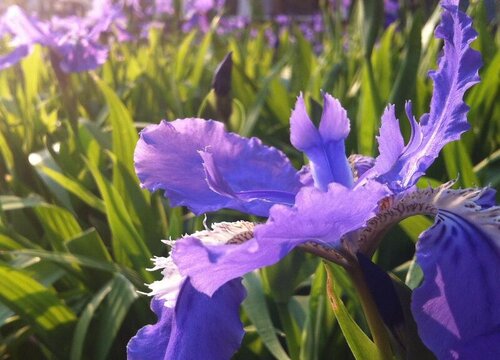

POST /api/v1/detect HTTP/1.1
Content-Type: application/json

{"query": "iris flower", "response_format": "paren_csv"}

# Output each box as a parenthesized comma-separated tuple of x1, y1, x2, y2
(128, 1, 499, 359)
(0, 5, 108, 73)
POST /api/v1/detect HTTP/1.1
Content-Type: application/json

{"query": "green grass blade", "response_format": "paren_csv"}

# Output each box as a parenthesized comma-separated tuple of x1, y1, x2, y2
(93, 75, 138, 177)
(70, 281, 113, 360)
(243, 272, 291, 360)
(92, 274, 139, 360)
(0, 264, 77, 355)
(39, 166, 106, 213)
(324, 264, 383, 360)
(87, 160, 153, 281)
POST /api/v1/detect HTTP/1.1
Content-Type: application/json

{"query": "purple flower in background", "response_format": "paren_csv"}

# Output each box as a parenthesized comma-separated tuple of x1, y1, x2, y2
(0, 5, 108, 72)
(155, 0, 175, 15)
(331, 0, 399, 26)
(216, 16, 250, 36)
(87, 0, 133, 42)
(182, 0, 225, 32)
(384, 0, 399, 27)
(129, 1, 499, 359)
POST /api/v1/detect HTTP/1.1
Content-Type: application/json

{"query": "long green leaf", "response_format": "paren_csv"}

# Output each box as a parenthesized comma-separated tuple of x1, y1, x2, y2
(92, 274, 139, 360)
(242, 272, 291, 360)
(87, 160, 153, 281)
(324, 264, 382, 360)
(7, 249, 143, 288)
(93, 75, 138, 177)
(39, 166, 106, 213)
(70, 280, 113, 360)
(0, 264, 77, 355)
(442, 141, 479, 188)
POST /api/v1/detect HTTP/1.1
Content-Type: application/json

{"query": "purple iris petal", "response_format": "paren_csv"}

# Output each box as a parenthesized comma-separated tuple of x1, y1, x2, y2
(0, 7, 49, 70)
(290, 94, 353, 190)
(0, 44, 30, 70)
(348, 154, 375, 179)
(367, 0, 481, 191)
(371, 105, 404, 175)
(87, 1, 133, 42)
(412, 193, 500, 359)
(134, 119, 301, 216)
(155, 0, 175, 14)
(127, 278, 245, 360)
(56, 38, 108, 73)
(173, 182, 387, 296)
(1, 6, 50, 46)
(475, 188, 497, 208)
(127, 297, 173, 360)
(384, 0, 399, 27)
(0, 5, 109, 73)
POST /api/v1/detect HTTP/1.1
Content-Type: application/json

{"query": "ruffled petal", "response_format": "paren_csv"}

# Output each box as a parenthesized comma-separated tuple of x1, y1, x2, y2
(366, 1, 482, 191)
(144, 255, 186, 308)
(371, 105, 404, 175)
(127, 278, 246, 360)
(290, 94, 353, 190)
(134, 119, 300, 216)
(173, 183, 387, 295)
(412, 186, 500, 359)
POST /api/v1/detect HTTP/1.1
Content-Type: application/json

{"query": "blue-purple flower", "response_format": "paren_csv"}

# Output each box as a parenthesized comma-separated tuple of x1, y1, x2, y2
(0, 5, 109, 73)
(128, 1, 499, 359)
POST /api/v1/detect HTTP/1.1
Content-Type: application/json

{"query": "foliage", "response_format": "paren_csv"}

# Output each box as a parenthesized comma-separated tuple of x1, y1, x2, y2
(0, 1, 498, 358)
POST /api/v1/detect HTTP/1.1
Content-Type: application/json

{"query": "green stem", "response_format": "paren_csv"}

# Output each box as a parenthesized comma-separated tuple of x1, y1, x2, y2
(346, 262, 394, 359)
(276, 302, 301, 360)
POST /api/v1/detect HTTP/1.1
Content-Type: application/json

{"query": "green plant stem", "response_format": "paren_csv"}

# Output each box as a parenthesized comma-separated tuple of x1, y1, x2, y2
(276, 302, 301, 360)
(346, 262, 394, 359)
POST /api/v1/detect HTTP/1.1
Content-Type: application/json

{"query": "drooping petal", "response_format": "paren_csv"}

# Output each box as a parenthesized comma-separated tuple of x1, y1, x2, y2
(127, 297, 173, 360)
(127, 278, 246, 360)
(134, 119, 300, 216)
(411, 186, 500, 359)
(0, 44, 30, 70)
(366, 1, 481, 191)
(167, 279, 245, 359)
(290, 94, 353, 190)
(174, 183, 387, 296)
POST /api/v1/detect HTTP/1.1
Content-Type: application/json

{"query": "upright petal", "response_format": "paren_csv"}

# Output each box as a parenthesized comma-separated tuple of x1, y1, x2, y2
(290, 94, 353, 190)
(134, 119, 300, 216)
(371, 105, 404, 175)
(1, 6, 50, 46)
(411, 186, 500, 359)
(127, 278, 246, 360)
(366, 1, 481, 191)
(173, 183, 387, 295)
